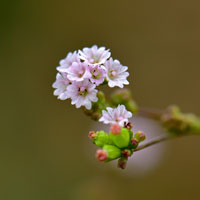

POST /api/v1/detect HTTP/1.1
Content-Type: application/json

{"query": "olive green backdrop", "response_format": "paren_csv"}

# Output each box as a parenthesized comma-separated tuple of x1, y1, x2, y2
(1, 0, 200, 199)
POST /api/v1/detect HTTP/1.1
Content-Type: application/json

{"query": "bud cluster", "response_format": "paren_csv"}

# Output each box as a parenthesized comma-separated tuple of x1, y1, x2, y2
(88, 123, 146, 169)
(161, 106, 200, 135)
(110, 89, 138, 114)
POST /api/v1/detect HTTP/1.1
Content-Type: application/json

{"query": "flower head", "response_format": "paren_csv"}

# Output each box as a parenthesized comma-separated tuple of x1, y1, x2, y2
(99, 105, 132, 126)
(57, 51, 80, 72)
(78, 45, 110, 66)
(67, 79, 98, 110)
(104, 58, 129, 88)
(52, 73, 71, 100)
(88, 65, 106, 86)
(66, 62, 91, 82)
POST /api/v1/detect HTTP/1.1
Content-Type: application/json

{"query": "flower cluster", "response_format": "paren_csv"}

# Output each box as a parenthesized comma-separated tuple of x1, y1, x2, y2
(53, 45, 129, 110)
(99, 105, 132, 126)
(88, 104, 146, 169)
(89, 122, 146, 169)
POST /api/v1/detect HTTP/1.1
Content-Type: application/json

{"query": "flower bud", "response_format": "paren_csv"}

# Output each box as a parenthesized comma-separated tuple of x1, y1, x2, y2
(91, 112, 101, 121)
(126, 100, 138, 114)
(97, 91, 106, 103)
(110, 128, 130, 148)
(130, 138, 139, 149)
(110, 124, 122, 135)
(110, 89, 138, 114)
(88, 131, 97, 140)
(122, 149, 132, 158)
(118, 157, 128, 169)
(94, 131, 112, 147)
(102, 145, 121, 160)
(134, 131, 146, 142)
(96, 150, 108, 162)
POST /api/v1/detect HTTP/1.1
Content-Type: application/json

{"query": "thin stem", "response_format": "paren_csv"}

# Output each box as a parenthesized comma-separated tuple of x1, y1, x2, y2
(134, 134, 175, 152)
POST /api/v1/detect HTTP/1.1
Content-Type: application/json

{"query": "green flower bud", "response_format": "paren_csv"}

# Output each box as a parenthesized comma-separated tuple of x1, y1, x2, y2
(97, 91, 106, 104)
(94, 131, 113, 147)
(126, 100, 138, 114)
(118, 157, 128, 169)
(110, 89, 138, 114)
(110, 127, 130, 148)
(103, 145, 121, 160)
(134, 131, 146, 142)
(161, 106, 200, 135)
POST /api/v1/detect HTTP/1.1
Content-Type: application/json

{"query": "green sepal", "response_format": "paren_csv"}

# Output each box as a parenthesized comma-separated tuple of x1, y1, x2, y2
(129, 130, 133, 139)
(109, 128, 130, 148)
(94, 131, 113, 147)
(103, 145, 121, 160)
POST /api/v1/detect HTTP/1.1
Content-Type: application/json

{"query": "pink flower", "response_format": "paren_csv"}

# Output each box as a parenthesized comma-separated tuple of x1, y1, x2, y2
(52, 73, 71, 100)
(104, 58, 129, 88)
(66, 62, 91, 82)
(99, 105, 132, 126)
(57, 51, 80, 72)
(78, 45, 110, 66)
(88, 65, 106, 86)
(67, 80, 98, 110)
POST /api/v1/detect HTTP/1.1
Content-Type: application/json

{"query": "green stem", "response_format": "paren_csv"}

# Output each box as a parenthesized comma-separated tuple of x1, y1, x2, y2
(134, 134, 175, 152)
(134, 133, 200, 152)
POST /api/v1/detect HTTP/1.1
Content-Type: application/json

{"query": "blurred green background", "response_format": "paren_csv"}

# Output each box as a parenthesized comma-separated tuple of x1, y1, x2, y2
(1, 0, 200, 199)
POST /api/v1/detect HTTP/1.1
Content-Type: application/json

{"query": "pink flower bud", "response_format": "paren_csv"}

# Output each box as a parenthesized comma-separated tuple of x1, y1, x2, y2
(96, 150, 108, 162)
(110, 124, 122, 135)
(130, 138, 139, 149)
(122, 149, 132, 158)
(118, 158, 127, 169)
(88, 131, 97, 139)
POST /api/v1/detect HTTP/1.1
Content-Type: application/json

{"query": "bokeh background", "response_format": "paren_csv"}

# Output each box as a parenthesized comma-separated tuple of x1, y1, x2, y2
(1, 0, 200, 199)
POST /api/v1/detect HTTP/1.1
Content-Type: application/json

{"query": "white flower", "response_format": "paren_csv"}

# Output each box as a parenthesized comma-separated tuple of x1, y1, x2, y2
(78, 45, 111, 66)
(57, 51, 80, 72)
(66, 62, 91, 82)
(67, 80, 98, 110)
(99, 105, 132, 126)
(88, 65, 106, 86)
(52, 73, 71, 100)
(104, 58, 129, 88)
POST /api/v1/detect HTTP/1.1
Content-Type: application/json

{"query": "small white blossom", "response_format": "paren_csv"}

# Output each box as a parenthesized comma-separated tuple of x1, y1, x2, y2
(57, 51, 80, 72)
(104, 58, 129, 88)
(88, 65, 106, 86)
(52, 73, 71, 100)
(66, 62, 91, 82)
(78, 45, 111, 66)
(99, 105, 132, 126)
(67, 80, 98, 110)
